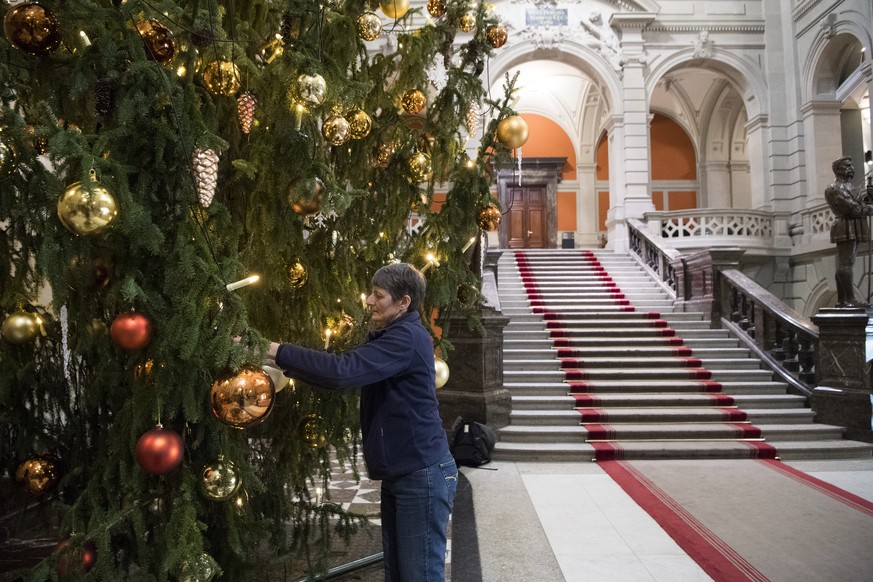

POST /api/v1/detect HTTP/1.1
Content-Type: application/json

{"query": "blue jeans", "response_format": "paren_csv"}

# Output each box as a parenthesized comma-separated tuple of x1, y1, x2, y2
(380, 452, 458, 581)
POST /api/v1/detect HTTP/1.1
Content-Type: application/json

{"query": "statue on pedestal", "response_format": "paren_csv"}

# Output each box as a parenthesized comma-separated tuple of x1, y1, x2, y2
(824, 156, 873, 307)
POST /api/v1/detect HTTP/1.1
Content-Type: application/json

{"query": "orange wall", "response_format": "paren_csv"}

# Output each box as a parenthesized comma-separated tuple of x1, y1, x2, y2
(557, 191, 576, 230)
(651, 115, 696, 180)
(668, 191, 697, 210)
(519, 114, 576, 180)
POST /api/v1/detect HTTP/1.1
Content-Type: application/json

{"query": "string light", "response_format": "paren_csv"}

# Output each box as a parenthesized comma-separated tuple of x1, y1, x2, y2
(462, 236, 477, 253)
(361, 293, 368, 309)
(421, 253, 440, 273)
(225, 275, 260, 291)
(323, 329, 332, 349)
(79, 31, 91, 47)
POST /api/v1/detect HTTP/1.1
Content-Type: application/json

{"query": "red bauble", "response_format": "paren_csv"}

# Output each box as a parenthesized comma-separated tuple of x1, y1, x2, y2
(135, 425, 183, 474)
(56, 539, 97, 576)
(111, 312, 154, 350)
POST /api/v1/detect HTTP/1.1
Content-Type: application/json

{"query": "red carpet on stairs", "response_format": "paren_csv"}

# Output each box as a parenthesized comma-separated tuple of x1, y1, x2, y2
(515, 250, 778, 461)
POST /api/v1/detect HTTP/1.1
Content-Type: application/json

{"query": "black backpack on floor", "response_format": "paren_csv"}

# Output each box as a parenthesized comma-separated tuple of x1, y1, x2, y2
(450, 418, 496, 467)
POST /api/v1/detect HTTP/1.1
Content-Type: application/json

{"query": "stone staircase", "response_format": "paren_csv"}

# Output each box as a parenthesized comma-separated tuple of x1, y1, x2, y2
(493, 249, 873, 461)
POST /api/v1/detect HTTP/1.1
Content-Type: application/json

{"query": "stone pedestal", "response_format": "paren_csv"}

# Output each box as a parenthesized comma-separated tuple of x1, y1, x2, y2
(436, 308, 511, 431)
(810, 307, 873, 442)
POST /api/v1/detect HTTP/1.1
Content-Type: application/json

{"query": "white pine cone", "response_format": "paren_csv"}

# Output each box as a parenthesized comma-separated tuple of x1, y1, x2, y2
(192, 147, 219, 207)
(465, 103, 480, 136)
(237, 92, 257, 134)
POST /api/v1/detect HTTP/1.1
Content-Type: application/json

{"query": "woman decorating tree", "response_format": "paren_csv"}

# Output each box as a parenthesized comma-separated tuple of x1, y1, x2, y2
(255, 262, 457, 581)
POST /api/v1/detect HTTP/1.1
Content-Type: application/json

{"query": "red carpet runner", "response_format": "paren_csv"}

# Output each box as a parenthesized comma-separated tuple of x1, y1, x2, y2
(600, 459, 873, 581)
(515, 250, 778, 460)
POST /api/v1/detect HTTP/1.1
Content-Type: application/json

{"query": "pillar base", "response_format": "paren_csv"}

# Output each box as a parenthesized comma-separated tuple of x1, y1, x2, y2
(811, 387, 873, 443)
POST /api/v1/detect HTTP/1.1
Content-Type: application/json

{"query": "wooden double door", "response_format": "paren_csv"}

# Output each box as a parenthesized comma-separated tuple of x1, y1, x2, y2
(505, 184, 548, 249)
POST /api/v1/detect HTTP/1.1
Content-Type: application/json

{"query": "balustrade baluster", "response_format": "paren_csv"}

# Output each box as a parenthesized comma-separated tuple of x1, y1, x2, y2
(798, 339, 815, 384)
(731, 287, 742, 323)
(739, 294, 751, 332)
(771, 320, 786, 360)
(782, 330, 800, 372)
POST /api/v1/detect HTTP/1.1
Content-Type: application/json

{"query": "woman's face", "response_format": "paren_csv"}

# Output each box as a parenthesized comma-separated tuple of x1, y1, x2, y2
(366, 285, 409, 328)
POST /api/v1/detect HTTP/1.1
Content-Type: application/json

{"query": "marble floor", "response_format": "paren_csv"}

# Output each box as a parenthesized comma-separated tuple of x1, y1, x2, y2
(460, 458, 873, 582)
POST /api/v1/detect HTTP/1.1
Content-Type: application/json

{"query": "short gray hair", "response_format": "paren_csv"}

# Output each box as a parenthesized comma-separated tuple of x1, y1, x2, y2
(371, 263, 427, 312)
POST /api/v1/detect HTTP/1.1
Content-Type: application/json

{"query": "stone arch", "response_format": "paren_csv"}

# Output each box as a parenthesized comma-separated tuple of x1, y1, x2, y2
(487, 38, 624, 121)
(804, 278, 836, 318)
(803, 27, 870, 102)
(697, 81, 749, 208)
(646, 49, 768, 120)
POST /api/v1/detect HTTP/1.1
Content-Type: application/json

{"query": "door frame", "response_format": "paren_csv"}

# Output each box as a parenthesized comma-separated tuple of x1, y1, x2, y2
(495, 157, 567, 249)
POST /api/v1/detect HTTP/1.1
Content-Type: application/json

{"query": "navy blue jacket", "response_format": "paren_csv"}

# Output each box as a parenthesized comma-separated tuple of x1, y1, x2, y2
(274, 311, 449, 480)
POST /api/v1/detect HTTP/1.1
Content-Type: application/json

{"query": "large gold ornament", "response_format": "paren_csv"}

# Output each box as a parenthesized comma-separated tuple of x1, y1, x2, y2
(477, 203, 502, 231)
(496, 115, 529, 149)
(3, 3, 61, 57)
(16, 455, 60, 495)
(288, 261, 308, 288)
(201, 60, 241, 96)
(346, 109, 373, 140)
(356, 12, 382, 41)
(458, 14, 476, 33)
(401, 89, 426, 114)
(379, 0, 410, 19)
(288, 177, 324, 216)
(407, 150, 433, 183)
(58, 170, 119, 237)
(322, 113, 350, 146)
(427, 0, 446, 18)
(485, 23, 508, 48)
(300, 414, 327, 448)
(137, 19, 176, 64)
(295, 73, 327, 106)
(210, 366, 276, 429)
(2, 310, 41, 344)
(199, 457, 241, 501)
(0, 139, 18, 178)
(434, 357, 450, 389)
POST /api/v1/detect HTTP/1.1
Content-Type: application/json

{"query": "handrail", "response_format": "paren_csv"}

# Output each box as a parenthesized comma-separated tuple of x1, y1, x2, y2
(717, 269, 818, 398)
(627, 218, 819, 396)
(627, 218, 681, 298)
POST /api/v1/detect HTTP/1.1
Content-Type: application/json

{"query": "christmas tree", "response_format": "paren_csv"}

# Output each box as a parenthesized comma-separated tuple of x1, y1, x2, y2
(0, 0, 523, 579)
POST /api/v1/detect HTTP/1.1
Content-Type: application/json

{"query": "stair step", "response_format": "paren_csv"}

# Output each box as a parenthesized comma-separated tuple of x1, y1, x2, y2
(494, 248, 871, 462)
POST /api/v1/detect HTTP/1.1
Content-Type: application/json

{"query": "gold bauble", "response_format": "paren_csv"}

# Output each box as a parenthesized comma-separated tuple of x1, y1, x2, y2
(201, 60, 241, 96)
(477, 203, 502, 231)
(379, 0, 410, 19)
(427, 0, 446, 18)
(356, 11, 382, 41)
(57, 172, 118, 237)
(137, 19, 176, 64)
(407, 151, 433, 183)
(485, 23, 508, 48)
(300, 414, 327, 448)
(210, 365, 276, 429)
(346, 109, 373, 140)
(2, 310, 40, 344)
(458, 14, 476, 33)
(199, 457, 241, 501)
(496, 115, 529, 149)
(16, 456, 60, 495)
(3, 3, 61, 57)
(0, 139, 18, 178)
(176, 553, 218, 582)
(322, 113, 351, 146)
(288, 261, 308, 288)
(263, 365, 291, 392)
(288, 177, 324, 216)
(434, 357, 449, 389)
(295, 73, 327, 106)
(401, 89, 426, 114)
